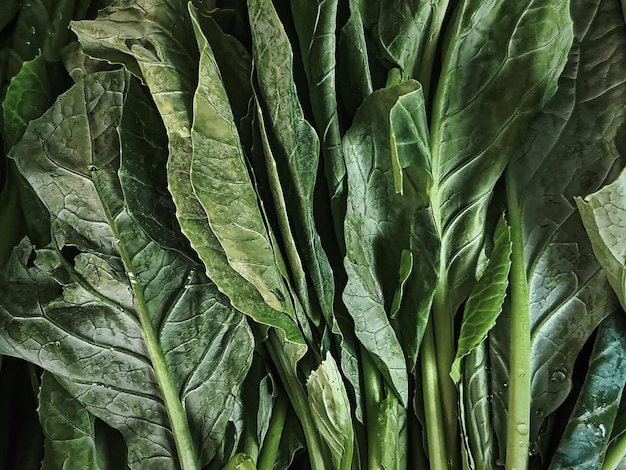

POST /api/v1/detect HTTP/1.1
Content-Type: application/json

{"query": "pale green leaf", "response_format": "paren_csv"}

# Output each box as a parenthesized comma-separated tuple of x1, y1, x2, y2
(577, 167, 626, 310)
(306, 353, 354, 470)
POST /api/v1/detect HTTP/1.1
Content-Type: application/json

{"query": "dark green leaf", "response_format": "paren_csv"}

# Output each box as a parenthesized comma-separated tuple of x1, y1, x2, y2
(4, 70, 254, 468)
(548, 313, 626, 469)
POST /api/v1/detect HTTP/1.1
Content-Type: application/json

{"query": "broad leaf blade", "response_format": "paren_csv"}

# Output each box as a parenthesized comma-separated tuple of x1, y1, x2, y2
(39, 372, 107, 470)
(4, 69, 255, 468)
(490, 0, 626, 456)
(72, 0, 305, 347)
(342, 81, 432, 403)
(431, 0, 573, 313)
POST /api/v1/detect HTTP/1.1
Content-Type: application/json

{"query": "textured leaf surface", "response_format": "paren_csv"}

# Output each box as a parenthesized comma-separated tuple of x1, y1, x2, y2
(451, 215, 511, 384)
(306, 353, 354, 470)
(490, 0, 626, 455)
(190, 6, 291, 315)
(72, 0, 304, 346)
(548, 313, 626, 469)
(39, 372, 104, 470)
(4, 70, 254, 468)
(342, 81, 433, 403)
(577, 167, 626, 310)
(249, 0, 335, 323)
(431, 0, 573, 313)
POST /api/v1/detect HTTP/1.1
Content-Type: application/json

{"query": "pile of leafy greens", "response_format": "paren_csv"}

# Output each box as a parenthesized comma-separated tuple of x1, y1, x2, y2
(1, 0, 626, 469)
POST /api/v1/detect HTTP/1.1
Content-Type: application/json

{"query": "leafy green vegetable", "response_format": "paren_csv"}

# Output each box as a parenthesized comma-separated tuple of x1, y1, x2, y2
(1, 0, 625, 469)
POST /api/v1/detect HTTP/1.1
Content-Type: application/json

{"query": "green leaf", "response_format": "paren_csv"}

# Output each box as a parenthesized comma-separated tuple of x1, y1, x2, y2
(290, 0, 346, 220)
(451, 214, 511, 384)
(0, 0, 21, 32)
(342, 80, 432, 403)
(4, 70, 255, 468)
(72, 0, 305, 347)
(306, 353, 354, 470)
(490, 0, 626, 456)
(249, 0, 336, 324)
(548, 313, 626, 469)
(337, 0, 373, 122)
(430, 0, 574, 314)
(2, 54, 53, 149)
(577, 167, 626, 310)
(372, 0, 433, 80)
(190, 5, 292, 315)
(39, 372, 107, 470)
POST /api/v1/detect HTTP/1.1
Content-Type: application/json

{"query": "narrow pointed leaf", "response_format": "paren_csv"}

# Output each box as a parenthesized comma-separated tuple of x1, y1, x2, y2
(4, 70, 255, 468)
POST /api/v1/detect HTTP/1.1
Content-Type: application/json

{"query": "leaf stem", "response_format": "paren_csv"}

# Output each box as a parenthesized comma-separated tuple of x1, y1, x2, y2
(603, 435, 626, 470)
(361, 346, 383, 469)
(505, 171, 531, 470)
(421, 318, 448, 470)
(265, 330, 330, 470)
(257, 392, 288, 470)
(433, 281, 460, 469)
(96, 176, 200, 470)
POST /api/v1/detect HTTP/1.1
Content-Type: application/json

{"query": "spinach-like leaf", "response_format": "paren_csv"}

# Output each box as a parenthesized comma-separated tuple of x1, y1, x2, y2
(491, 0, 626, 457)
(3, 69, 254, 469)
(548, 313, 626, 469)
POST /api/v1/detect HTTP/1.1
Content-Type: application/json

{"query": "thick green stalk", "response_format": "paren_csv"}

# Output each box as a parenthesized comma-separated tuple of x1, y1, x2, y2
(266, 330, 330, 470)
(361, 347, 383, 470)
(257, 393, 288, 470)
(505, 171, 531, 470)
(432, 280, 459, 469)
(97, 180, 200, 470)
(603, 435, 626, 470)
(421, 319, 448, 470)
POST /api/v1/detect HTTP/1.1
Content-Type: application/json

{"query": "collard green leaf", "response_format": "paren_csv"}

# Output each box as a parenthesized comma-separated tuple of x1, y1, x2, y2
(72, 0, 305, 347)
(39, 372, 106, 470)
(249, 0, 336, 325)
(4, 70, 255, 469)
(577, 167, 626, 310)
(490, 0, 626, 456)
(189, 6, 292, 316)
(430, 0, 573, 314)
(2, 54, 53, 149)
(0, 0, 20, 32)
(451, 214, 511, 384)
(342, 80, 433, 403)
(306, 353, 354, 470)
(548, 313, 626, 469)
